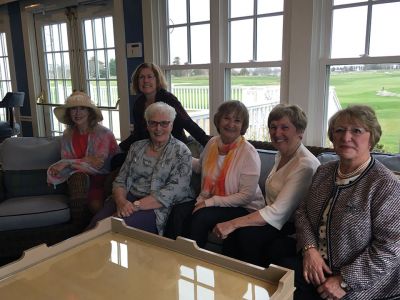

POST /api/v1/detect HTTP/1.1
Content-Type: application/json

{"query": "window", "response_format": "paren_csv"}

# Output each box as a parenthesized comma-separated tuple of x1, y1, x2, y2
(32, 3, 120, 139)
(228, 0, 283, 62)
(324, 0, 400, 152)
(0, 8, 15, 123)
(0, 32, 12, 99)
(154, 0, 285, 140)
(227, 0, 284, 141)
(164, 0, 211, 134)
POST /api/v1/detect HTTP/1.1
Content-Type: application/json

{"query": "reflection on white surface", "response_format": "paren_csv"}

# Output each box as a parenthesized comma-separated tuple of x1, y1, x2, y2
(179, 279, 195, 300)
(179, 265, 215, 300)
(110, 240, 128, 268)
(180, 265, 195, 280)
(196, 265, 214, 287)
(243, 283, 270, 300)
(197, 285, 214, 300)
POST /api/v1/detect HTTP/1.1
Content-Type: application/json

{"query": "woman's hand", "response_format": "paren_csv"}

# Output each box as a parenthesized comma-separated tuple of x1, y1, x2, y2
(48, 162, 70, 176)
(116, 199, 135, 217)
(84, 156, 104, 169)
(317, 275, 347, 300)
(213, 221, 236, 239)
(303, 248, 332, 286)
(192, 199, 206, 213)
(192, 194, 208, 213)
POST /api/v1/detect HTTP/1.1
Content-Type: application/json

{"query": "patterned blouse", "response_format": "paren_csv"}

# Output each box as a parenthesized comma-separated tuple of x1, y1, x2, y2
(113, 136, 194, 235)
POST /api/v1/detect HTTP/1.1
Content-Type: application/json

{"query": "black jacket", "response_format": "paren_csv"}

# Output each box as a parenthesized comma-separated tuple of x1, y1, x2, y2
(119, 89, 210, 151)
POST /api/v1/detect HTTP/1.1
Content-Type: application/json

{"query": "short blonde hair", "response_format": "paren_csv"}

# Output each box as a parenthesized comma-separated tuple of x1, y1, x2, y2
(328, 105, 382, 149)
(268, 104, 308, 133)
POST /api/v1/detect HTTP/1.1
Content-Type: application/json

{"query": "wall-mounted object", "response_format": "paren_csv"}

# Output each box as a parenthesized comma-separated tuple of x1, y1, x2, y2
(126, 42, 142, 58)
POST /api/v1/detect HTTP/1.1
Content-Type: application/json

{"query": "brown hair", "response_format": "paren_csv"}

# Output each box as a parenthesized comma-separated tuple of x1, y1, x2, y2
(131, 62, 168, 94)
(64, 107, 98, 130)
(268, 104, 308, 133)
(328, 105, 382, 149)
(214, 100, 249, 135)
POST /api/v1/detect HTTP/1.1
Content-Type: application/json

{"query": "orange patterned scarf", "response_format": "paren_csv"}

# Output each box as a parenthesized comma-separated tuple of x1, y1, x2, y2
(201, 136, 244, 197)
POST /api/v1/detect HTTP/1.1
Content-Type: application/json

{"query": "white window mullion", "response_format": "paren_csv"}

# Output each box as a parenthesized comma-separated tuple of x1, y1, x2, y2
(0, 7, 17, 124)
(209, 0, 224, 136)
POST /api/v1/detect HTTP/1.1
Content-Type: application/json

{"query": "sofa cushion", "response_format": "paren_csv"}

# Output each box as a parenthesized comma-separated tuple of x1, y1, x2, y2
(0, 137, 61, 170)
(3, 170, 67, 198)
(317, 152, 400, 172)
(257, 149, 277, 196)
(0, 194, 70, 231)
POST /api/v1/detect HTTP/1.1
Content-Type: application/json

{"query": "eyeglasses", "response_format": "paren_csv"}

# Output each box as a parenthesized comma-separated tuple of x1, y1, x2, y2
(333, 127, 368, 136)
(139, 74, 155, 81)
(147, 120, 171, 128)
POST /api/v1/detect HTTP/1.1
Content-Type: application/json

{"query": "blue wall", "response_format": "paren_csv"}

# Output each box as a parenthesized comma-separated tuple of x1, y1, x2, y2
(8, 1, 33, 136)
(123, 0, 144, 123)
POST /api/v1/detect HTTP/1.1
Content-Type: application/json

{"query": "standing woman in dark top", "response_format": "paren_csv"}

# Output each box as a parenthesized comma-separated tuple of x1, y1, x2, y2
(118, 63, 209, 156)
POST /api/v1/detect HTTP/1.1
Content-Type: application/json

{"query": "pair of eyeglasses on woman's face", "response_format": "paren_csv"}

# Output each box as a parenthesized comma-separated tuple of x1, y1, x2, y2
(333, 127, 368, 136)
(147, 120, 171, 128)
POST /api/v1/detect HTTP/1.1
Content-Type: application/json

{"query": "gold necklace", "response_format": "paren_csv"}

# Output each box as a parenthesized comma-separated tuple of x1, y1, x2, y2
(337, 157, 371, 179)
(150, 142, 167, 152)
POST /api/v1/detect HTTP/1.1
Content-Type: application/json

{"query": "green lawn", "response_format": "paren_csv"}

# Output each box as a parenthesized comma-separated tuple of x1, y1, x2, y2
(330, 70, 400, 153)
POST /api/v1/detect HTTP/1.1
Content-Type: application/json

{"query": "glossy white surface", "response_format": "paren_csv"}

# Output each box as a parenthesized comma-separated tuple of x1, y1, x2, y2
(0, 232, 277, 299)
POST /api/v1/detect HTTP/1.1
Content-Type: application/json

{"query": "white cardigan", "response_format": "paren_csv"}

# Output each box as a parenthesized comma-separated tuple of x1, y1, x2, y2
(193, 136, 265, 211)
(258, 143, 320, 230)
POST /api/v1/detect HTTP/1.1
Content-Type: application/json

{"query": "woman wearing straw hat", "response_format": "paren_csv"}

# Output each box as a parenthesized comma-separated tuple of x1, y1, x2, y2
(47, 91, 119, 214)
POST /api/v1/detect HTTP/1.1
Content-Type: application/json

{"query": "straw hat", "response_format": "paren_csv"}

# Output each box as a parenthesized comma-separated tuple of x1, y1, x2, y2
(54, 91, 103, 124)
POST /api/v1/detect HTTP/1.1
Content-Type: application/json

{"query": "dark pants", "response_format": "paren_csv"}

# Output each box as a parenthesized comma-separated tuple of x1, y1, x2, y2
(277, 254, 322, 300)
(189, 206, 249, 248)
(163, 200, 195, 239)
(223, 222, 296, 267)
(86, 192, 158, 234)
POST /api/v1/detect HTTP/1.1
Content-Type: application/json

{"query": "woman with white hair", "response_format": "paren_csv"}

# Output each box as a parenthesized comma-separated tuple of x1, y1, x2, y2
(47, 91, 119, 214)
(87, 102, 194, 235)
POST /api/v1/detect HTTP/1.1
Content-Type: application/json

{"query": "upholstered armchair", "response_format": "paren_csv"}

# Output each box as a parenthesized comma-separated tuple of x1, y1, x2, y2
(0, 137, 92, 266)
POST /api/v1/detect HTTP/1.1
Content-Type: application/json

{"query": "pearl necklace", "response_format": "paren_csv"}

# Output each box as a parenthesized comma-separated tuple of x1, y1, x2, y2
(337, 157, 371, 179)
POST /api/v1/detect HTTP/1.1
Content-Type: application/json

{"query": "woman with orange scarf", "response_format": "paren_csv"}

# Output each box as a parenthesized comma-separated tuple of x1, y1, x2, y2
(189, 101, 265, 248)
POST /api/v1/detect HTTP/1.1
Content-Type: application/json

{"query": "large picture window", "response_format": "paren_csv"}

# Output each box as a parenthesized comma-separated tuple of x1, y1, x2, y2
(0, 32, 11, 100)
(0, 10, 15, 124)
(325, 0, 400, 153)
(34, 4, 120, 139)
(158, 0, 285, 140)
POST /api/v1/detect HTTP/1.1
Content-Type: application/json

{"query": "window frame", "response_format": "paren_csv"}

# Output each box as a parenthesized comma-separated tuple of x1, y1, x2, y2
(0, 6, 19, 123)
(0, 6, 17, 95)
(318, 0, 400, 146)
(20, 0, 129, 139)
(146, 0, 290, 137)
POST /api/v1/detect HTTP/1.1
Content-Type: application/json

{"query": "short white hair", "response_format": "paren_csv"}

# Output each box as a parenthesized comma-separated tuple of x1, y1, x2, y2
(144, 102, 177, 121)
